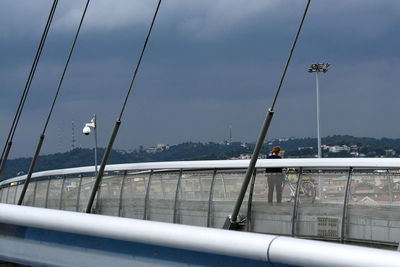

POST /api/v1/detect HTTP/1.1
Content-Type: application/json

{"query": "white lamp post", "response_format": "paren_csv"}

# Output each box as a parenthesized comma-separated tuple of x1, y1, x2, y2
(308, 63, 330, 158)
(83, 114, 98, 176)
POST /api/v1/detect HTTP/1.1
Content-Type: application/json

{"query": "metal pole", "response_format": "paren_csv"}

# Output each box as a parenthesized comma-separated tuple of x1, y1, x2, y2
(316, 71, 321, 158)
(246, 170, 257, 232)
(225, 0, 312, 229)
(86, 120, 120, 213)
(228, 109, 274, 226)
(18, 134, 44, 205)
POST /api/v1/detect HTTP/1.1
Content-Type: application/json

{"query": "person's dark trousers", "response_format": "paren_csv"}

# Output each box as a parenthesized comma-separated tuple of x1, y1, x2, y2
(268, 174, 283, 203)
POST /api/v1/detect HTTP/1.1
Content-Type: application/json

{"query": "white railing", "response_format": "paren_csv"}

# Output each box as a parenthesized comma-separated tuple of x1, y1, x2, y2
(0, 158, 399, 247)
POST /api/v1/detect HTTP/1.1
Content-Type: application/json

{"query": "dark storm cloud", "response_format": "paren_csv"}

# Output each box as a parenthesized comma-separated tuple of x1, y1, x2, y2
(1, 0, 400, 157)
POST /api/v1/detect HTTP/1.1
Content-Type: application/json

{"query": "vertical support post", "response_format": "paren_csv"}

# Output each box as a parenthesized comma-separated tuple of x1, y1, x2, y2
(291, 168, 303, 237)
(13, 185, 18, 204)
(45, 177, 51, 208)
(173, 169, 183, 224)
(76, 173, 83, 212)
(118, 170, 128, 217)
(5, 186, 10, 204)
(0, 187, 3, 202)
(341, 167, 353, 244)
(387, 170, 393, 203)
(207, 169, 217, 228)
(316, 71, 322, 158)
(32, 178, 38, 207)
(59, 175, 66, 210)
(246, 170, 257, 232)
(143, 170, 153, 220)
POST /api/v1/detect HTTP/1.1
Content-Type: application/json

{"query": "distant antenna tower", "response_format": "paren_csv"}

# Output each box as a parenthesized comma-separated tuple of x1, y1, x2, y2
(71, 120, 76, 150)
(229, 124, 232, 145)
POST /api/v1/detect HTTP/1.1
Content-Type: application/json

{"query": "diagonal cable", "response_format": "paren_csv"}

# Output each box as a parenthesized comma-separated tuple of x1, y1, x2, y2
(18, 0, 91, 205)
(86, 0, 163, 213)
(0, 0, 59, 178)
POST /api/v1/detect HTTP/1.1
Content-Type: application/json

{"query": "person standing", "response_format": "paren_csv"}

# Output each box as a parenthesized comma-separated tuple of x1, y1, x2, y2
(266, 146, 283, 203)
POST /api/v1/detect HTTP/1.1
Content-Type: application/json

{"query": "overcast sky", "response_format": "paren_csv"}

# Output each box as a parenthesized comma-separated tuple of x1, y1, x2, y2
(1, 0, 400, 158)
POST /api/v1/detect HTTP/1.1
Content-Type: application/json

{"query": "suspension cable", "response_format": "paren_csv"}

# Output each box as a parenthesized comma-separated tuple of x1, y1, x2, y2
(18, 0, 91, 205)
(228, 0, 312, 226)
(0, 0, 59, 178)
(86, 0, 163, 213)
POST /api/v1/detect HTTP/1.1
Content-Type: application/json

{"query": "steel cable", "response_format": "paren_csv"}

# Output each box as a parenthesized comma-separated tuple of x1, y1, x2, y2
(0, 0, 59, 178)
(86, 0, 163, 213)
(18, 0, 91, 205)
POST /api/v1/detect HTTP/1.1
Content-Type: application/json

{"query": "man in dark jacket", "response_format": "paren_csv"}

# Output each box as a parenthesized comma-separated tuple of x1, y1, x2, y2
(266, 146, 283, 203)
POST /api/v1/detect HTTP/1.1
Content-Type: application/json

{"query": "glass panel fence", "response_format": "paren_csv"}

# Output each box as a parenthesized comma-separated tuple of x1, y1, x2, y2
(60, 176, 81, 212)
(296, 170, 347, 241)
(98, 175, 124, 216)
(47, 176, 64, 210)
(250, 169, 296, 235)
(347, 171, 400, 244)
(1, 187, 8, 203)
(78, 175, 98, 213)
(34, 179, 50, 208)
(175, 170, 214, 227)
(7, 185, 17, 204)
(210, 169, 249, 228)
(121, 172, 149, 219)
(147, 171, 179, 223)
(21, 182, 36, 206)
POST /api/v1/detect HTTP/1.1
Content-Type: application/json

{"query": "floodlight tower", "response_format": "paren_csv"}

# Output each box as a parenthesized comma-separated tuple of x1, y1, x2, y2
(308, 63, 330, 158)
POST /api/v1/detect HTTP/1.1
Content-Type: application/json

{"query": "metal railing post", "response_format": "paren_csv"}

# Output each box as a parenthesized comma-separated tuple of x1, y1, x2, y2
(143, 170, 153, 220)
(32, 178, 38, 207)
(13, 185, 18, 204)
(291, 168, 303, 237)
(5, 186, 9, 204)
(387, 170, 393, 203)
(207, 169, 217, 228)
(341, 167, 353, 244)
(76, 174, 83, 212)
(45, 177, 51, 208)
(118, 170, 128, 217)
(173, 169, 183, 224)
(59, 175, 66, 210)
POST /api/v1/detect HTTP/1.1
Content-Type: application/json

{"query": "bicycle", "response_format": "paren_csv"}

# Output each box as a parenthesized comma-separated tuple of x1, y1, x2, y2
(282, 170, 316, 203)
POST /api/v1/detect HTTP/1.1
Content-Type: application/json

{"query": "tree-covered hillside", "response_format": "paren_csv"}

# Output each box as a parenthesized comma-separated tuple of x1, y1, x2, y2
(2, 135, 400, 181)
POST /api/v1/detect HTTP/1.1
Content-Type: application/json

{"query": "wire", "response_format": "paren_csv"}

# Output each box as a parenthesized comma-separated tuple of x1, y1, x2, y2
(0, 0, 59, 177)
(18, 0, 91, 205)
(271, 0, 311, 110)
(86, 0, 163, 213)
(119, 0, 163, 120)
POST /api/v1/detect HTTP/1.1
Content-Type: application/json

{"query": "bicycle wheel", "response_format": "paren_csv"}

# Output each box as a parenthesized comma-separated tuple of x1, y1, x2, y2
(299, 180, 316, 203)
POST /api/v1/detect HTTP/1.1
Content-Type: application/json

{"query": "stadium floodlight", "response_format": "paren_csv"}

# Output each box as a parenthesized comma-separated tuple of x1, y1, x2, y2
(308, 63, 330, 158)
